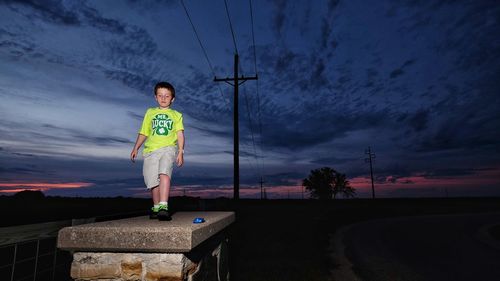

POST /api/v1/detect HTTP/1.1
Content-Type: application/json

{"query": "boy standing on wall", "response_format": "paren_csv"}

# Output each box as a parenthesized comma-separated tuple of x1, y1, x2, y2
(131, 82, 185, 221)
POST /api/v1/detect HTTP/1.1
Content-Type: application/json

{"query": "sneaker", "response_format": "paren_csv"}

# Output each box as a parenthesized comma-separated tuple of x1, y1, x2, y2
(149, 206, 160, 219)
(157, 204, 171, 221)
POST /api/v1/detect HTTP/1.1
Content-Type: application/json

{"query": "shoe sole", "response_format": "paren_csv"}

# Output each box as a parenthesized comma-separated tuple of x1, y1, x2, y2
(157, 210, 171, 221)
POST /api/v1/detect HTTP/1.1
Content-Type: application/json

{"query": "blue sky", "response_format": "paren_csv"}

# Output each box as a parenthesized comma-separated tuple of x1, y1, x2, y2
(0, 0, 499, 198)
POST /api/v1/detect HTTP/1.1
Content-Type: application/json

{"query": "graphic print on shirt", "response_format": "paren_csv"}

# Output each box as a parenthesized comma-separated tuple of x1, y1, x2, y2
(152, 114, 173, 136)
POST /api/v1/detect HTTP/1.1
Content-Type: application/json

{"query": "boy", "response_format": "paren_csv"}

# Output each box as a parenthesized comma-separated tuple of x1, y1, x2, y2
(130, 82, 185, 221)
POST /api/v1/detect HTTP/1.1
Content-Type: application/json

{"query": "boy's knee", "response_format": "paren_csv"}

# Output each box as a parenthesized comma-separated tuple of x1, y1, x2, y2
(159, 173, 170, 179)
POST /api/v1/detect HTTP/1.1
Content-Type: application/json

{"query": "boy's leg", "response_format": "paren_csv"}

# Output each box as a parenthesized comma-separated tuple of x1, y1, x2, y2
(149, 186, 160, 219)
(144, 151, 161, 219)
(157, 174, 172, 221)
(159, 174, 171, 202)
(151, 186, 160, 205)
(156, 147, 175, 221)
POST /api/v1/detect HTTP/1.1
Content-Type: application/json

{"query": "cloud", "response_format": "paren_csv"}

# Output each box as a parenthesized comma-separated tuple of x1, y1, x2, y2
(309, 58, 328, 89)
(4, 0, 80, 25)
(79, 6, 126, 34)
(389, 58, 415, 79)
(39, 124, 133, 146)
(261, 171, 305, 187)
(103, 69, 155, 95)
(0, 166, 50, 176)
(408, 109, 429, 132)
(419, 168, 488, 179)
(127, 111, 144, 121)
(320, 18, 332, 50)
(310, 156, 358, 166)
(1, 0, 500, 198)
(261, 108, 392, 151)
(3, 0, 130, 34)
(126, 0, 178, 9)
(271, 0, 287, 37)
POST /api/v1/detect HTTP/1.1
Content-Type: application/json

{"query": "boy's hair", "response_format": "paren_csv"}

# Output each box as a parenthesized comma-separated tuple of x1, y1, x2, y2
(154, 82, 176, 98)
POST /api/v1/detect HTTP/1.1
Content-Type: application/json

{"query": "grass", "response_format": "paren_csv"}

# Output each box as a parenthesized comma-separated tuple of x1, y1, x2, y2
(489, 224, 500, 241)
(226, 198, 500, 281)
(229, 201, 332, 281)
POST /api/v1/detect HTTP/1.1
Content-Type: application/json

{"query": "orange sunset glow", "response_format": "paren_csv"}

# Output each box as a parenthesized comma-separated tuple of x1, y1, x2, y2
(0, 182, 94, 193)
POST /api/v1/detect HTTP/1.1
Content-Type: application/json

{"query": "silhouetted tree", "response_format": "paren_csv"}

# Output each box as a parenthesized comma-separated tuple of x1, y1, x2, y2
(303, 167, 355, 199)
(332, 172, 356, 199)
(303, 167, 335, 199)
(13, 190, 45, 200)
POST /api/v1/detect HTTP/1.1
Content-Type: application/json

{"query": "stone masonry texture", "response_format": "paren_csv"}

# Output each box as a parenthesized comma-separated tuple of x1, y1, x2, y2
(71, 252, 193, 281)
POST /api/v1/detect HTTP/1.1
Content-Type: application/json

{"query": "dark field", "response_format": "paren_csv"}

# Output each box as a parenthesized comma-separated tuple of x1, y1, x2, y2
(1, 195, 500, 281)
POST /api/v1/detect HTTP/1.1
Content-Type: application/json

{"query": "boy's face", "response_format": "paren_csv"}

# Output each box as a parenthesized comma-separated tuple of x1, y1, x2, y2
(155, 88, 174, 109)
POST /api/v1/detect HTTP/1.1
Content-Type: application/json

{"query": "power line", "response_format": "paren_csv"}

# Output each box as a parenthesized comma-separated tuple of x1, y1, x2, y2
(222, 0, 263, 182)
(242, 84, 260, 177)
(249, 0, 257, 73)
(180, 0, 231, 108)
(239, 85, 260, 181)
(238, 59, 261, 183)
(248, 0, 264, 178)
(223, 0, 239, 54)
(229, 6, 261, 184)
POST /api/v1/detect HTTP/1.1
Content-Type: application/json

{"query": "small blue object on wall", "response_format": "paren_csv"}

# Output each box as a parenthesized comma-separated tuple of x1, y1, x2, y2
(193, 217, 205, 224)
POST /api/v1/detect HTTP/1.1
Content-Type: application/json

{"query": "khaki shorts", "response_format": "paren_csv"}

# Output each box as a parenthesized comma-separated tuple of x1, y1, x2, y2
(143, 146, 177, 189)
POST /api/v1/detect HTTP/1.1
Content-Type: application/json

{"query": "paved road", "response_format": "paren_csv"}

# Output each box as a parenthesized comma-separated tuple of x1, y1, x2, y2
(333, 212, 500, 281)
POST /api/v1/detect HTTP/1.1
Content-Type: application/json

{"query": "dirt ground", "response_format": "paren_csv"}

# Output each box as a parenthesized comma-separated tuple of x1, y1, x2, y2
(2, 196, 500, 281)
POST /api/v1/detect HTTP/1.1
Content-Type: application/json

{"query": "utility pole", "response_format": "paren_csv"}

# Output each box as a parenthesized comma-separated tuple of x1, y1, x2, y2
(365, 146, 376, 199)
(259, 177, 265, 200)
(214, 54, 258, 200)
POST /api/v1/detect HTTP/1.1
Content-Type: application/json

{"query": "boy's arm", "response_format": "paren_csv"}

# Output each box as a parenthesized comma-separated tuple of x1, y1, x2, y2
(130, 134, 147, 163)
(176, 130, 185, 167)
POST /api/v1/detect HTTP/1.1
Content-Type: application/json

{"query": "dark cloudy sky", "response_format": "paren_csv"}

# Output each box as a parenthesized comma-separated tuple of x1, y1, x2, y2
(1, 0, 499, 198)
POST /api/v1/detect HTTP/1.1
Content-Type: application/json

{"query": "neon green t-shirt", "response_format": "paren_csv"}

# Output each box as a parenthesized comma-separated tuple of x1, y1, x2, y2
(139, 107, 184, 154)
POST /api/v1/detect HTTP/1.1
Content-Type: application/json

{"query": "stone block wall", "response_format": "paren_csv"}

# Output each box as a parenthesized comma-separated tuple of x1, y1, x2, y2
(70, 239, 229, 281)
(58, 212, 234, 281)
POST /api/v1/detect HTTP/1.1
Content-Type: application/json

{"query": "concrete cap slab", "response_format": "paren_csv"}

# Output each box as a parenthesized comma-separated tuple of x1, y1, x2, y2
(57, 211, 235, 253)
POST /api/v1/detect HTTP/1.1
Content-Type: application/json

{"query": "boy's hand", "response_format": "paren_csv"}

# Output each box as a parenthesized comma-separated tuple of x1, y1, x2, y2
(176, 151, 184, 167)
(130, 134, 146, 163)
(130, 149, 138, 163)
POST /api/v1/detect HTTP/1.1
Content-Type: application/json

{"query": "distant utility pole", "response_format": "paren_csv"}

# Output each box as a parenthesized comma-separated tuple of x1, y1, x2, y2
(365, 146, 376, 199)
(214, 54, 258, 200)
(259, 177, 265, 200)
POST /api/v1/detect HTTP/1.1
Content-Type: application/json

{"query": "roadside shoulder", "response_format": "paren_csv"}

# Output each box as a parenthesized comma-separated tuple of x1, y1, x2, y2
(329, 224, 363, 281)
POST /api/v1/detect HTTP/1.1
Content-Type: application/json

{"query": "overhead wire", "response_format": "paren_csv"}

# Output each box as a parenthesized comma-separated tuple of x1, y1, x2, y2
(182, 0, 263, 189)
(223, 0, 261, 184)
(236, 51, 260, 182)
(241, 78, 260, 179)
(248, 0, 265, 179)
(180, 0, 232, 109)
(223, 0, 239, 54)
